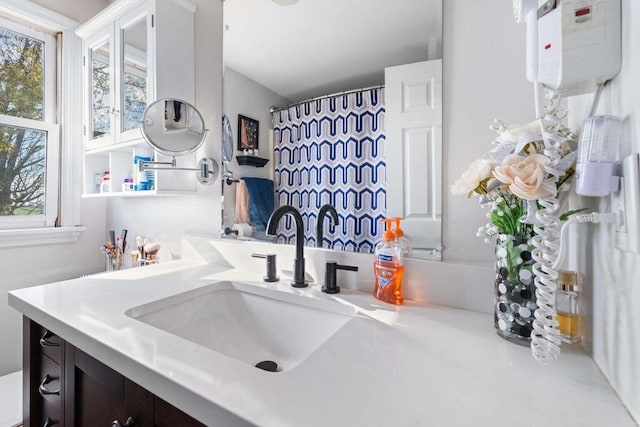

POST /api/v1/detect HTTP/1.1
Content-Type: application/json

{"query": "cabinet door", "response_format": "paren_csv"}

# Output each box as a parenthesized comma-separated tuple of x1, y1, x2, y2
(83, 7, 149, 149)
(154, 397, 206, 427)
(65, 344, 153, 427)
(85, 28, 115, 150)
(116, 5, 149, 143)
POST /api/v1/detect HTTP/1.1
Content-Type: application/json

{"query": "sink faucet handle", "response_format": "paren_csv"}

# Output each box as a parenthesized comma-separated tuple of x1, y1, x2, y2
(322, 261, 358, 294)
(252, 253, 279, 282)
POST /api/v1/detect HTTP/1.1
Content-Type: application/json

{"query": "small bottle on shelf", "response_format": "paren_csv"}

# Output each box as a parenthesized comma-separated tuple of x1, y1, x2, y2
(556, 270, 580, 344)
(100, 171, 111, 193)
(122, 178, 134, 192)
(94, 172, 103, 193)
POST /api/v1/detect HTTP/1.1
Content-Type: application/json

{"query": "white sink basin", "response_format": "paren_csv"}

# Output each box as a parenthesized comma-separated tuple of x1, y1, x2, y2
(125, 281, 356, 372)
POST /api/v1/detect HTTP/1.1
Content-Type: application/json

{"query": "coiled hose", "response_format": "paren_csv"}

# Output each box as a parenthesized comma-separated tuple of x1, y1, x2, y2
(530, 115, 564, 364)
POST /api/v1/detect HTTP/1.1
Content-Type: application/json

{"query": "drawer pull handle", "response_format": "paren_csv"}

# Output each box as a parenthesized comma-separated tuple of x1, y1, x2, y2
(39, 330, 59, 348)
(38, 374, 60, 396)
(43, 417, 54, 427)
(112, 416, 135, 427)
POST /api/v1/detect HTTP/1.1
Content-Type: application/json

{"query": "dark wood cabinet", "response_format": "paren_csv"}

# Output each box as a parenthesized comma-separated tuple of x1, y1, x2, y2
(154, 396, 205, 427)
(23, 318, 65, 427)
(24, 317, 205, 427)
(65, 344, 154, 426)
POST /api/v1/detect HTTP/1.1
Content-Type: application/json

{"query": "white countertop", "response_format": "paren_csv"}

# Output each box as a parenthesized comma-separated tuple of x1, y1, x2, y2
(8, 259, 637, 427)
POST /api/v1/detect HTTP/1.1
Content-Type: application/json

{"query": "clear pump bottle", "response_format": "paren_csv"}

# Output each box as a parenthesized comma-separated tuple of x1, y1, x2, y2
(392, 217, 413, 258)
(373, 219, 404, 305)
(556, 270, 580, 344)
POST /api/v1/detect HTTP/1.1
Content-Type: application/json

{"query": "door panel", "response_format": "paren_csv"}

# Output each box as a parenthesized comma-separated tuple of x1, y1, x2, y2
(385, 60, 443, 258)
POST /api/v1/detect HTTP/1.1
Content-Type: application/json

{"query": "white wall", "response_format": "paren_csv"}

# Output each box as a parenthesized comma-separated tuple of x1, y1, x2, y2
(442, 1, 535, 265)
(106, 0, 223, 259)
(0, 203, 106, 375)
(0, 0, 110, 377)
(567, 0, 640, 422)
(29, 0, 109, 24)
(222, 67, 290, 227)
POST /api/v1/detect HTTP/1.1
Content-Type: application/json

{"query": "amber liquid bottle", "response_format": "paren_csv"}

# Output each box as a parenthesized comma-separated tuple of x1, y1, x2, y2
(557, 270, 580, 344)
(373, 219, 404, 305)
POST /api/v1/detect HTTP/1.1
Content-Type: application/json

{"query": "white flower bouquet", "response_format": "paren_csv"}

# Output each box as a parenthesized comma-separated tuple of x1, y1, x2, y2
(451, 119, 579, 242)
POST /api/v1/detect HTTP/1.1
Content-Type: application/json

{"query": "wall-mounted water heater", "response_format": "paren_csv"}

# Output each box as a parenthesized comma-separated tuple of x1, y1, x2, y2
(515, 0, 621, 95)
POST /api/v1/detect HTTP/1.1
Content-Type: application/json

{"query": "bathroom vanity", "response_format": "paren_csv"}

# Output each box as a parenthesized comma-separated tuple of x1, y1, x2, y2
(8, 237, 638, 426)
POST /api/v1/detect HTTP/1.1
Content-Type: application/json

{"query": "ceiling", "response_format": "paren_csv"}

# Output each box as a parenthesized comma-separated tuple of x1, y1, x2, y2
(223, 0, 442, 102)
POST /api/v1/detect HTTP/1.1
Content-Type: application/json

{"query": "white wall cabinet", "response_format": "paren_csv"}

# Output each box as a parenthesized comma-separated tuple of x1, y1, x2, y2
(76, 0, 197, 197)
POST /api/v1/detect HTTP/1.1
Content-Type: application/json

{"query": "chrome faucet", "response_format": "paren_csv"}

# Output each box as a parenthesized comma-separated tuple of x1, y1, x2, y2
(266, 205, 308, 288)
(316, 204, 339, 248)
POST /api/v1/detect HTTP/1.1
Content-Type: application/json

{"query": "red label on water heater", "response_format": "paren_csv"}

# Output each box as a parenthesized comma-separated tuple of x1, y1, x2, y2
(575, 7, 591, 17)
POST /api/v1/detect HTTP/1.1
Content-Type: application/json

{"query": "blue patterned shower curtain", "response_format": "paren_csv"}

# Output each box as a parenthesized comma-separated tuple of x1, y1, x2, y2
(273, 88, 386, 253)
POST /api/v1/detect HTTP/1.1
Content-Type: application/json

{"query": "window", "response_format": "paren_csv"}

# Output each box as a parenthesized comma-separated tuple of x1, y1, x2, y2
(0, 14, 59, 229)
(0, 1, 84, 247)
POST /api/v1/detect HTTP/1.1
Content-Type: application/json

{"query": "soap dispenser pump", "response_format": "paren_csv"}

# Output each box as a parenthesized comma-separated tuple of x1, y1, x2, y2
(373, 219, 404, 305)
(392, 217, 413, 257)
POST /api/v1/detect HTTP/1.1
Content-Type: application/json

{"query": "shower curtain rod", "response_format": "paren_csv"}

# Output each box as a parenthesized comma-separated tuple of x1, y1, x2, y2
(269, 84, 385, 114)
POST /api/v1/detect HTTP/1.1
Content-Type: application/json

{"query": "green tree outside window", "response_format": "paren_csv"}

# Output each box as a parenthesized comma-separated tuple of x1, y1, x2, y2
(0, 26, 46, 216)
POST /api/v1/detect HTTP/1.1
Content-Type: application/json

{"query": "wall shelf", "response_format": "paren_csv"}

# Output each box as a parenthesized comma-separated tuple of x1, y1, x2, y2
(82, 189, 195, 198)
(236, 155, 269, 167)
(84, 139, 145, 155)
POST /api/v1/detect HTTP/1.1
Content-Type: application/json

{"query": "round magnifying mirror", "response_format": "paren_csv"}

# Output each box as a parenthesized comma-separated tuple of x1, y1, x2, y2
(140, 99, 206, 156)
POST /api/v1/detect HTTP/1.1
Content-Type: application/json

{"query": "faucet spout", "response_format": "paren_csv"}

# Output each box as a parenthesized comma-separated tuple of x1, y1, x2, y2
(266, 205, 307, 287)
(316, 204, 339, 248)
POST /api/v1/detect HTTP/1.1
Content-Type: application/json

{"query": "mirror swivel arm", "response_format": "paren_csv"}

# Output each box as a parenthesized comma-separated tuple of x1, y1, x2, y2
(139, 157, 218, 185)
(139, 157, 177, 171)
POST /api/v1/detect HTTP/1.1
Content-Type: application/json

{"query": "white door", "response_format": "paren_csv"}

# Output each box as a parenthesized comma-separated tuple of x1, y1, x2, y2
(385, 60, 442, 259)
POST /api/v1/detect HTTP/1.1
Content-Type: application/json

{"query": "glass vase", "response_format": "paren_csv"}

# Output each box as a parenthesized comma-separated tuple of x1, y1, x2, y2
(105, 251, 122, 271)
(494, 234, 536, 345)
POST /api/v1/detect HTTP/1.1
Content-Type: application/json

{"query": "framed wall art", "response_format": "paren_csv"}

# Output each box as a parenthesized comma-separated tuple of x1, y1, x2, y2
(237, 114, 259, 150)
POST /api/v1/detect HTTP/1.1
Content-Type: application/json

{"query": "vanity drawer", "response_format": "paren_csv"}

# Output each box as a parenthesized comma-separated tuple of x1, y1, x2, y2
(40, 401, 60, 427)
(36, 325, 62, 364)
(37, 353, 61, 426)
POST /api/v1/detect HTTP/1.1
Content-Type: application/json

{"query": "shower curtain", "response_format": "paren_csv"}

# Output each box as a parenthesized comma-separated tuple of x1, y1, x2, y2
(273, 88, 386, 253)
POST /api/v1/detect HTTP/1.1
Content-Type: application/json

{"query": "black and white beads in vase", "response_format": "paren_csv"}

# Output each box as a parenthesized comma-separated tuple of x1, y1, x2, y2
(494, 234, 537, 345)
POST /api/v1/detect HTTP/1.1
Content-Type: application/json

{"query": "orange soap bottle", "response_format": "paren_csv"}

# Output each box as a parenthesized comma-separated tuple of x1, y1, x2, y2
(373, 219, 404, 305)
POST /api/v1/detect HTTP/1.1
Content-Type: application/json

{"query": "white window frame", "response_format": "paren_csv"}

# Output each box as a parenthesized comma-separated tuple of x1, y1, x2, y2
(0, 15, 59, 229)
(0, 0, 86, 247)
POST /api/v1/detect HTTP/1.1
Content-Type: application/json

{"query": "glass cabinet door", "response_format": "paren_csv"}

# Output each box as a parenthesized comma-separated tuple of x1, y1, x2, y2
(89, 36, 112, 142)
(119, 13, 148, 136)
(84, 8, 149, 148)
